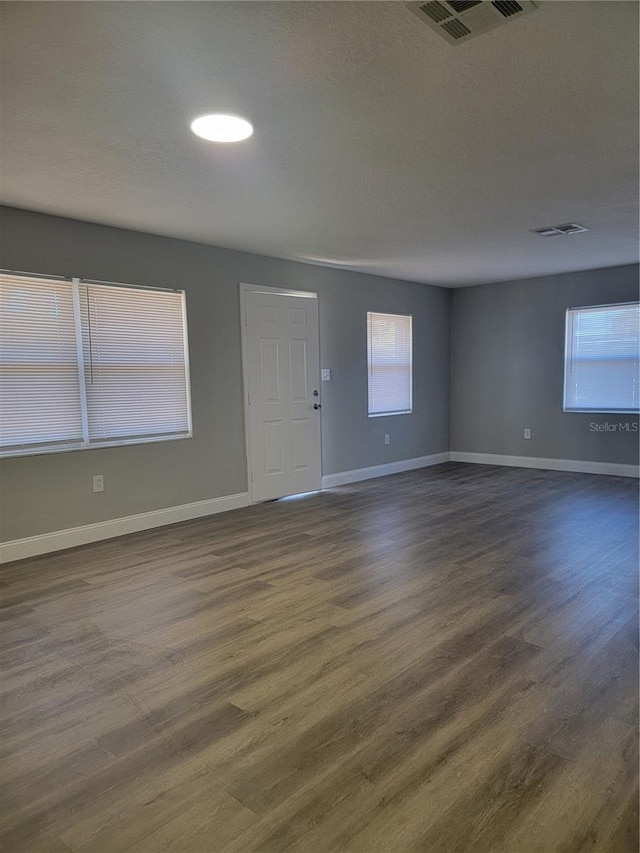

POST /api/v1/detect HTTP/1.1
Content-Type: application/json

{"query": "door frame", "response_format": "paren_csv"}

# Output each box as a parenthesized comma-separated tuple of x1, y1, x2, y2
(239, 282, 321, 504)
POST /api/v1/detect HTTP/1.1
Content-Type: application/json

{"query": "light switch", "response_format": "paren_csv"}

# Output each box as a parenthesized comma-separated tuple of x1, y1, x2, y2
(321, 369, 331, 381)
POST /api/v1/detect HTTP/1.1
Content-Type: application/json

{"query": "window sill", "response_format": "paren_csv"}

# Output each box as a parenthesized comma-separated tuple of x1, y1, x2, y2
(0, 432, 192, 460)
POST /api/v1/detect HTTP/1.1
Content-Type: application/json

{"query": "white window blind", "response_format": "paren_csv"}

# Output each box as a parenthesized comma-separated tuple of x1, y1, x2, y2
(81, 284, 191, 443)
(0, 275, 84, 453)
(0, 272, 192, 457)
(564, 302, 640, 413)
(367, 311, 413, 416)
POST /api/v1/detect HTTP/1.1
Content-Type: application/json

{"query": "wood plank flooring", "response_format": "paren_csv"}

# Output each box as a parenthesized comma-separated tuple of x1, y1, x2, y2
(1, 462, 638, 852)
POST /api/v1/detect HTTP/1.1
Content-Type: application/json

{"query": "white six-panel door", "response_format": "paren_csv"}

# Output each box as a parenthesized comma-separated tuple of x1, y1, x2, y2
(243, 288, 321, 502)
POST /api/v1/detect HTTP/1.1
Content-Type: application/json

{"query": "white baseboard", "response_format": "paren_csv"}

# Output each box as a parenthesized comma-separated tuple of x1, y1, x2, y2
(4, 450, 636, 564)
(321, 452, 450, 489)
(450, 451, 639, 478)
(0, 492, 250, 564)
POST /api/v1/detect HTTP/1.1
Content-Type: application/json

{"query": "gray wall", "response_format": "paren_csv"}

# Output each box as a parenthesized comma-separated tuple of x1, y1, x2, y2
(450, 264, 639, 464)
(0, 206, 451, 541)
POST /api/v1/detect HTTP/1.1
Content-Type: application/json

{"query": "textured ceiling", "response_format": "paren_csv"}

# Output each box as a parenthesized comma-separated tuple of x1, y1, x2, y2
(1, 1, 638, 287)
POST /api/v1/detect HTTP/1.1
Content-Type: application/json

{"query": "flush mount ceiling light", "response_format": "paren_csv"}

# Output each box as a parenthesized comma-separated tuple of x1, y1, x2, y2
(190, 113, 253, 143)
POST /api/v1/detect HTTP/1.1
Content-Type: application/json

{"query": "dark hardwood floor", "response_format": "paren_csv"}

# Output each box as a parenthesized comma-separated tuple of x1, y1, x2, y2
(1, 462, 638, 852)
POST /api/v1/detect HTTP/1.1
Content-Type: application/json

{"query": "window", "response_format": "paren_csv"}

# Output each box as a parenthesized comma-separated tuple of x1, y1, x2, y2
(0, 272, 192, 457)
(367, 311, 412, 416)
(563, 302, 639, 414)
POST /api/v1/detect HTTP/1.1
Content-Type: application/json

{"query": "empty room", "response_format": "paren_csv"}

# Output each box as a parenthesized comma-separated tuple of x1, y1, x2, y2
(0, 2, 638, 851)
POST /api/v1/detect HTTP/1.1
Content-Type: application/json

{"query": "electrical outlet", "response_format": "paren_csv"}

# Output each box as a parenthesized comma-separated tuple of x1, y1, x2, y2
(93, 474, 104, 493)
(524, 428, 531, 439)
(384, 434, 390, 445)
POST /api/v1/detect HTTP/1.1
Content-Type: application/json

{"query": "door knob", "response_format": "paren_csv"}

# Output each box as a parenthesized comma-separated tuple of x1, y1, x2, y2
(314, 403, 321, 410)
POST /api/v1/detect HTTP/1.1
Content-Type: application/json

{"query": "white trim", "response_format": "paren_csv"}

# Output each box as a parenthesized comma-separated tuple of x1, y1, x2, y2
(5, 451, 636, 563)
(71, 278, 90, 443)
(181, 289, 194, 438)
(0, 492, 249, 564)
(450, 451, 639, 478)
(239, 282, 318, 300)
(321, 452, 450, 488)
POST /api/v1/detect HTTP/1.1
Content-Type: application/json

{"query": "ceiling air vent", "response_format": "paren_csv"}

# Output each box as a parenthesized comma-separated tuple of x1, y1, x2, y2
(408, 0, 537, 46)
(442, 18, 472, 39)
(447, 0, 482, 12)
(492, 1, 523, 17)
(420, 1, 453, 22)
(555, 223, 590, 235)
(533, 223, 590, 237)
(533, 227, 563, 238)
